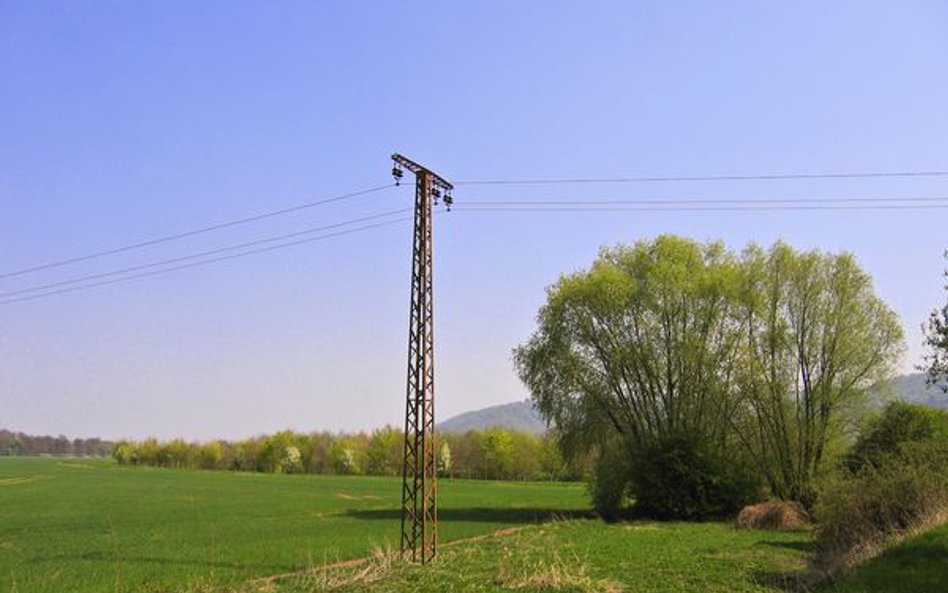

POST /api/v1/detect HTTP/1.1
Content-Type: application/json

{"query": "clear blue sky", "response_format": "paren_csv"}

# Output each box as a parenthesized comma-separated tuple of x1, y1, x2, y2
(2, 1, 947, 441)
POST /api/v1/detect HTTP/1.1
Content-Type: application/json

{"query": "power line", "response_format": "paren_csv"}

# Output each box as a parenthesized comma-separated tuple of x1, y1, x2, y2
(0, 209, 411, 300)
(0, 183, 396, 281)
(453, 194, 948, 212)
(0, 216, 412, 306)
(462, 196, 948, 206)
(454, 170, 948, 186)
(453, 203, 948, 213)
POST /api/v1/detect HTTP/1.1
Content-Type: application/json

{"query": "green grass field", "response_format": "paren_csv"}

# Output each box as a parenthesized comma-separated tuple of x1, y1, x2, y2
(263, 519, 947, 593)
(2, 457, 944, 593)
(264, 519, 814, 593)
(0, 457, 586, 592)
(821, 523, 948, 593)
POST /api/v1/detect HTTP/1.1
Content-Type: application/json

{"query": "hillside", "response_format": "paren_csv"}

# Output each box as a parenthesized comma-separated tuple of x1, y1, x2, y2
(438, 400, 547, 434)
(872, 372, 948, 409)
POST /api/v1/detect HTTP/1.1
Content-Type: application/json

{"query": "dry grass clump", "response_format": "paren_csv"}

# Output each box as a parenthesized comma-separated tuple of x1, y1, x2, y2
(494, 545, 623, 593)
(281, 545, 401, 592)
(736, 501, 810, 531)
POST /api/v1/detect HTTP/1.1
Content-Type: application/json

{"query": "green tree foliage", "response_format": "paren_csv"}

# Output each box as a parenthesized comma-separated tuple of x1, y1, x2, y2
(112, 427, 576, 482)
(259, 431, 301, 473)
(437, 441, 452, 476)
(516, 235, 903, 515)
(330, 437, 364, 475)
(846, 402, 948, 473)
(516, 236, 743, 459)
(111, 440, 138, 465)
(628, 433, 758, 520)
(589, 437, 634, 520)
(516, 236, 751, 516)
(281, 446, 302, 474)
(732, 243, 903, 507)
(303, 432, 334, 474)
(920, 252, 948, 392)
(196, 441, 224, 470)
(366, 426, 403, 476)
(478, 428, 515, 480)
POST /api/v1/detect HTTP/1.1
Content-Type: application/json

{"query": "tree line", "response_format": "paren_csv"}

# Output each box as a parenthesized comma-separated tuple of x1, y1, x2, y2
(112, 426, 590, 481)
(0, 429, 113, 457)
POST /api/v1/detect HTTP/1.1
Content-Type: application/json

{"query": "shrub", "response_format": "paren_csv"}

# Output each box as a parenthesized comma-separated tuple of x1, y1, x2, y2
(815, 439, 948, 573)
(197, 441, 224, 470)
(112, 440, 138, 465)
(589, 440, 633, 520)
(628, 434, 758, 520)
(846, 401, 948, 473)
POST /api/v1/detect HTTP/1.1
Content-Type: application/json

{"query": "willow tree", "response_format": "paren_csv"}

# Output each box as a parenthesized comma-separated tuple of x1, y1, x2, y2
(514, 236, 750, 516)
(732, 244, 903, 507)
(516, 235, 904, 515)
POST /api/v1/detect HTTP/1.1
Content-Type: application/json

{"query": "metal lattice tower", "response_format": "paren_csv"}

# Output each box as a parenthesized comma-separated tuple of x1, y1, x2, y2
(392, 153, 453, 564)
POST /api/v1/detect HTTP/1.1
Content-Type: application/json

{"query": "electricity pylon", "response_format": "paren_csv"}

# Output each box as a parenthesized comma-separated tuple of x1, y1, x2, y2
(391, 153, 453, 564)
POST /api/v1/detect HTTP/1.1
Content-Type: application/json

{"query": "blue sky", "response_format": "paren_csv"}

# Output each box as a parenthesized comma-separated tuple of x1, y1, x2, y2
(2, 1, 947, 440)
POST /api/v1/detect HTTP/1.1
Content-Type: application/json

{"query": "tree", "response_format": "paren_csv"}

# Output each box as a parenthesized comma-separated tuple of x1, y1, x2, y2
(259, 431, 300, 473)
(507, 431, 541, 481)
(478, 428, 514, 480)
(515, 236, 747, 514)
(846, 401, 948, 473)
(920, 252, 948, 392)
(112, 440, 137, 465)
(330, 439, 359, 474)
(437, 441, 452, 477)
(197, 441, 225, 470)
(366, 426, 402, 476)
(732, 243, 903, 506)
(516, 236, 903, 515)
(303, 432, 334, 474)
(281, 446, 303, 473)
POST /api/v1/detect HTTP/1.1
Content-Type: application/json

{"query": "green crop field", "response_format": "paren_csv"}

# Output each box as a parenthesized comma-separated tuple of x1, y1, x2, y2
(3, 457, 943, 593)
(0, 457, 586, 592)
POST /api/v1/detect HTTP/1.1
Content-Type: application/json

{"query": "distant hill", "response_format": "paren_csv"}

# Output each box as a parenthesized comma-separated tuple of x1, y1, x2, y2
(439, 374, 947, 435)
(872, 372, 948, 409)
(438, 400, 548, 434)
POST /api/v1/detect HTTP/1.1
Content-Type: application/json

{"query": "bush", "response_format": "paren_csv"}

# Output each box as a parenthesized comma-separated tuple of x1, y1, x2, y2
(589, 441, 634, 520)
(846, 402, 948, 473)
(628, 434, 758, 520)
(815, 439, 948, 573)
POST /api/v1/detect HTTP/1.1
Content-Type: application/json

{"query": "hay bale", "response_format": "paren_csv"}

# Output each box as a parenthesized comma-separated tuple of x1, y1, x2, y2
(736, 501, 810, 530)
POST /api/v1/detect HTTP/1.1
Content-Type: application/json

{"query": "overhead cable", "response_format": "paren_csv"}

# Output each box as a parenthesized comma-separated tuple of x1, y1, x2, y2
(0, 216, 411, 306)
(0, 183, 396, 280)
(0, 209, 410, 300)
(454, 170, 948, 186)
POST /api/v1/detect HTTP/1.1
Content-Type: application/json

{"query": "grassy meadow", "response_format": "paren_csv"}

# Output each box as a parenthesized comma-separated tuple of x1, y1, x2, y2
(266, 519, 813, 593)
(263, 520, 948, 593)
